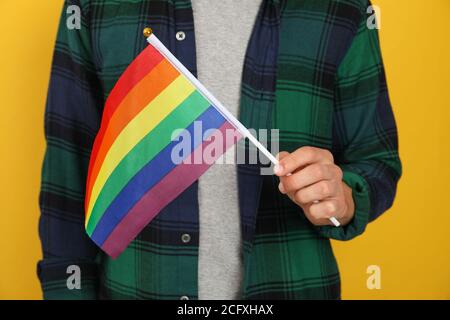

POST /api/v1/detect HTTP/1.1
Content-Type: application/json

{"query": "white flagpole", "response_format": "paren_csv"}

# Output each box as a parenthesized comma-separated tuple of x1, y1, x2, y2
(146, 32, 340, 227)
(147, 33, 278, 165)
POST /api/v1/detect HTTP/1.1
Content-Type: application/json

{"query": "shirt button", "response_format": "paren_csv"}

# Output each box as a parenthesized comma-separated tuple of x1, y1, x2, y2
(176, 31, 186, 41)
(181, 233, 191, 243)
(180, 295, 189, 300)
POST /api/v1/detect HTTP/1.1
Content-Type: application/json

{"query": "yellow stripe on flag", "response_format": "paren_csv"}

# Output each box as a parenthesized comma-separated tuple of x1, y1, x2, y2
(85, 75, 195, 224)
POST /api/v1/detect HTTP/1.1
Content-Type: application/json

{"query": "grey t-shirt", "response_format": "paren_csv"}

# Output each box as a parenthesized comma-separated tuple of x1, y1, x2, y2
(192, 0, 261, 300)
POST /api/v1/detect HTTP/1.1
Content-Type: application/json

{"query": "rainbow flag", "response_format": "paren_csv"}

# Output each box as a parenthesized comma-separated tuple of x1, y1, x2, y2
(84, 32, 274, 258)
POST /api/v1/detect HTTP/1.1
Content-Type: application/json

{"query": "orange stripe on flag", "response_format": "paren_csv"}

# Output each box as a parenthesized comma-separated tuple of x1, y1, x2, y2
(85, 59, 180, 208)
(85, 45, 164, 208)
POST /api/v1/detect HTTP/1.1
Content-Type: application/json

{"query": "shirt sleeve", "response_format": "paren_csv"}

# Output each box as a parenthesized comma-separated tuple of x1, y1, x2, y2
(317, 1, 402, 240)
(37, 0, 103, 299)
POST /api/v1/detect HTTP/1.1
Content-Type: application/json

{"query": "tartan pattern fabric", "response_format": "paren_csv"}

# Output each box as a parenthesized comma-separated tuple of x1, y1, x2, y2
(38, 0, 401, 300)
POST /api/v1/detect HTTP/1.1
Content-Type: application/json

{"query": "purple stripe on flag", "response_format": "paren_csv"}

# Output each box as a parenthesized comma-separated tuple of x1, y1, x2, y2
(101, 121, 242, 258)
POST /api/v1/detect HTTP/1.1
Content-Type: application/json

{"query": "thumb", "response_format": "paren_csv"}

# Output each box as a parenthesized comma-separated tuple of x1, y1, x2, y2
(274, 151, 290, 175)
(276, 151, 290, 161)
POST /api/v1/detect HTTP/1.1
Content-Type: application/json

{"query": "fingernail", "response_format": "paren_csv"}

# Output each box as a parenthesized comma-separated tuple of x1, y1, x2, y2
(274, 164, 283, 175)
(278, 182, 285, 193)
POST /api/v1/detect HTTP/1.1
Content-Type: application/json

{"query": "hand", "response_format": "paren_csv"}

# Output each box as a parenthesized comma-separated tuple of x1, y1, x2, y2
(274, 147, 355, 226)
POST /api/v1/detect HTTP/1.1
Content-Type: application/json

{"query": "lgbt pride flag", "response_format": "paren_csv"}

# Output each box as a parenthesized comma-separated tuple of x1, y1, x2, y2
(84, 32, 276, 258)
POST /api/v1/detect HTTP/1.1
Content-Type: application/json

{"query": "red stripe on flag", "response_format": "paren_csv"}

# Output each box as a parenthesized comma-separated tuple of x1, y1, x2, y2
(104, 45, 164, 120)
(85, 45, 164, 212)
(85, 60, 179, 208)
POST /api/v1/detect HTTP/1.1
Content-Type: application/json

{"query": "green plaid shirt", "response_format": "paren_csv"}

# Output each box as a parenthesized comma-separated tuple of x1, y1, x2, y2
(38, 0, 401, 299)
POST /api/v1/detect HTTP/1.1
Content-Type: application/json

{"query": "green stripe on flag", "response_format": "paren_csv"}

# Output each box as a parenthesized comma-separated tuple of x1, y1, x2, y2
(86, 90, 211, 234)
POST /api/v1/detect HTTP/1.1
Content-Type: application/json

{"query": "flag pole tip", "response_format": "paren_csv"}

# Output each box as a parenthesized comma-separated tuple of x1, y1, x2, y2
(143, 27, 153, 38)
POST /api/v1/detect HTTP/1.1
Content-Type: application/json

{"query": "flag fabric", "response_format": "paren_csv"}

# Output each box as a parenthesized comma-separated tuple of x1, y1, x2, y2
(84, 33, 246, 258)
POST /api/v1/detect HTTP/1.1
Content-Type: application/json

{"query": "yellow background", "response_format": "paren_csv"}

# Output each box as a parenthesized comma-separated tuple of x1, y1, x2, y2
(0, 0, 449, 299)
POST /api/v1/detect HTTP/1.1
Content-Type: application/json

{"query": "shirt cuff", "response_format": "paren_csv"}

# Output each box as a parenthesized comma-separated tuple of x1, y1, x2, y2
(316, 169, 371, 241)
(37, 259, 99, 300)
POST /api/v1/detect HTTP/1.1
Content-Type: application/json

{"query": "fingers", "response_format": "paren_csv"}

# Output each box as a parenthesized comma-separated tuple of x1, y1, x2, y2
(278, 163, 341, 194)
(306, 199, 343, 226)
(274, 147, 333, 176)
(274, 147, 349, 227)
(291, 180, 338, 204)
(274, 151, 290, 175)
